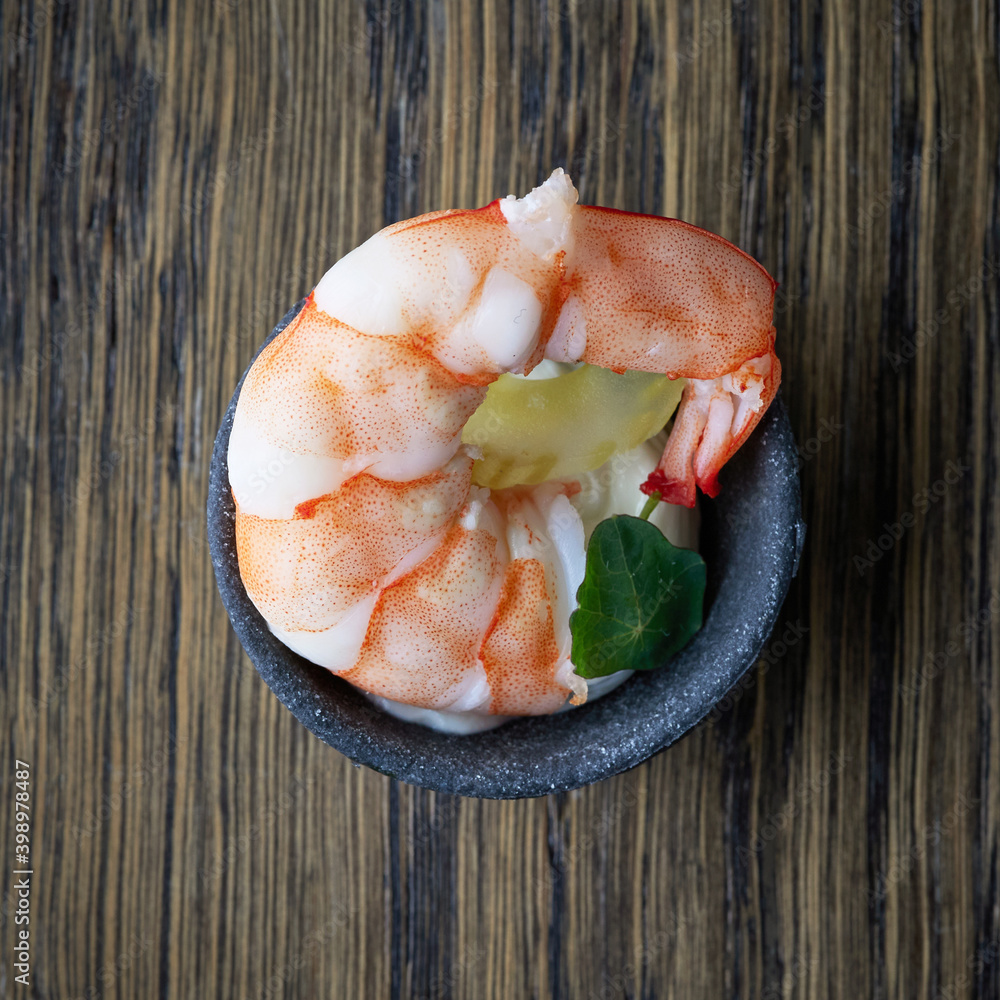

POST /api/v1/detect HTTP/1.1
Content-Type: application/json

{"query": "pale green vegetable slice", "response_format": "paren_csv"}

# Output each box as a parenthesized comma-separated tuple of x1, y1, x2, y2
(461, 364, 685, 489)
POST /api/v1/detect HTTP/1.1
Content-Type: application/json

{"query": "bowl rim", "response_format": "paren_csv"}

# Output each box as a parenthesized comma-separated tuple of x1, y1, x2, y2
(208, 299, 806, 799)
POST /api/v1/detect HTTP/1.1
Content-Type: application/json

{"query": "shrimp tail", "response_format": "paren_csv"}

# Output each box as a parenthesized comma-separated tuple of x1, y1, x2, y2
(641, 337, 781, 508)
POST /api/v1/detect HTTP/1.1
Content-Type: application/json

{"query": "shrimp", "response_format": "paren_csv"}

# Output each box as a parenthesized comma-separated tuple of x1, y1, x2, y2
(228, 169, 779, 717)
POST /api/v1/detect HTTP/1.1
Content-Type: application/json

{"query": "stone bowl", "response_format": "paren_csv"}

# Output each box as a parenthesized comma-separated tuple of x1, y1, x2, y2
(208, 299, 806, 799)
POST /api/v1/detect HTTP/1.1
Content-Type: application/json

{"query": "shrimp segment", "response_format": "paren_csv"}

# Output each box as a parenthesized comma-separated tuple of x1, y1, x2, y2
(545, 204, 779, 507)
(234, 455, 473, 632)
(229, 169, 779, 717)
(553, 207, 776, 377)
(342, 522, 505, 711)
(480, 558, 567, 716)
(229, 299, 487, 516)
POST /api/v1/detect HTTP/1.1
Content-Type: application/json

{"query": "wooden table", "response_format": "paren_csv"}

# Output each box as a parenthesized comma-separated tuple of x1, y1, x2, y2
(3, 1, 998, 996)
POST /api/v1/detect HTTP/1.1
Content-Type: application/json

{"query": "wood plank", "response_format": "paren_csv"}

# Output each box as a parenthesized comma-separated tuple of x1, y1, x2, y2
(1, 0, 997, 996)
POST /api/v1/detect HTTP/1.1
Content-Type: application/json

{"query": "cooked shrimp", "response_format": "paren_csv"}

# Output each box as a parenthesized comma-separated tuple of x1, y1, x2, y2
(228, 169, 779, 717)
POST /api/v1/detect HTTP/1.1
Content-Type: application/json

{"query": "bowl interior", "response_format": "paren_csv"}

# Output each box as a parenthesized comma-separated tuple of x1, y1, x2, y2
(208, 300, 805, 799)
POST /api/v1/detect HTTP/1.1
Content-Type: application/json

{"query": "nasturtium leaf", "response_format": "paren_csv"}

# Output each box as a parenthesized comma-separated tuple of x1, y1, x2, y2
(570, 515, 706, 679)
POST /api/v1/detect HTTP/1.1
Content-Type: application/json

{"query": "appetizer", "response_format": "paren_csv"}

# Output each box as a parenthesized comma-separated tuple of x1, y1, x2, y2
(228, 170, 780, 731)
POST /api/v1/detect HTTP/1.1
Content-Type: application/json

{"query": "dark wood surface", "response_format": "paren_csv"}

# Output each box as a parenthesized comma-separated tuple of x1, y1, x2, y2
(3, 1, 999, 996)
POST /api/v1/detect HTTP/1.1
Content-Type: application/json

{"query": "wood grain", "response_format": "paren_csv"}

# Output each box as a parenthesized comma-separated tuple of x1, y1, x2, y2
(2, 0, 999, 996)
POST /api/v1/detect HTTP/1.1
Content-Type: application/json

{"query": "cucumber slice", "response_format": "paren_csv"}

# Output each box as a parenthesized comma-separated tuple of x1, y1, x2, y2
(462, 364, 684, 489)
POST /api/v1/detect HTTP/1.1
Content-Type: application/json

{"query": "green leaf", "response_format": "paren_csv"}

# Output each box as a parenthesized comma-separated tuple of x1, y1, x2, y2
(570, 515, 706, 679)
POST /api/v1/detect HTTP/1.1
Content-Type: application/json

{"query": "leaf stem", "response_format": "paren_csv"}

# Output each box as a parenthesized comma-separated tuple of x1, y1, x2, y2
(639, 491, 662, 521)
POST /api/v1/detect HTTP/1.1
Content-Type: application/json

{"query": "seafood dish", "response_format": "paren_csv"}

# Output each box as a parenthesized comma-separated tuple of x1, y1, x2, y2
(227, 170, 780, 732)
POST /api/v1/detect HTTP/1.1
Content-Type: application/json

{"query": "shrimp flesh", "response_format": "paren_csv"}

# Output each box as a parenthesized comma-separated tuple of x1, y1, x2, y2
(228, 169, 779, 717)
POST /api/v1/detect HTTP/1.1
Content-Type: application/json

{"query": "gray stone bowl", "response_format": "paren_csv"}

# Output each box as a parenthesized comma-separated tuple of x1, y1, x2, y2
(208, 299, 806, 799)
